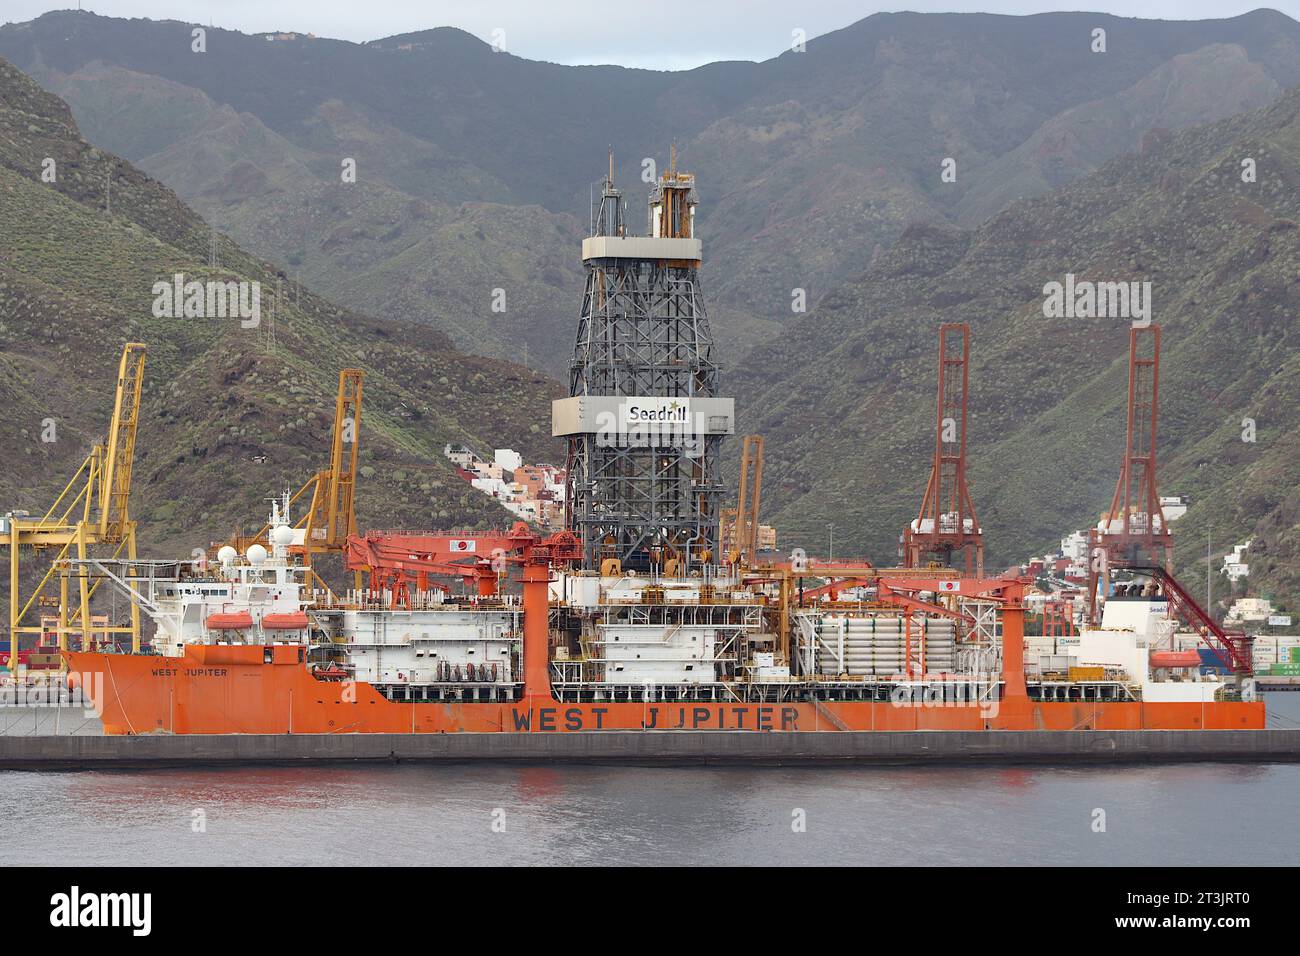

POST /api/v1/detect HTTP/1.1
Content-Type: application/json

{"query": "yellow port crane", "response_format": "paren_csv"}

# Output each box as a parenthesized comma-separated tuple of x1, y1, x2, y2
(222, 369, 363, 592)
(4, 343, 146, 670)
(720, 434, 764, 568)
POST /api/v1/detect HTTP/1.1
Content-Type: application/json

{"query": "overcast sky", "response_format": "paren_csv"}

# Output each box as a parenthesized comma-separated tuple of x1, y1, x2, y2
(5, 2, 1299, 70)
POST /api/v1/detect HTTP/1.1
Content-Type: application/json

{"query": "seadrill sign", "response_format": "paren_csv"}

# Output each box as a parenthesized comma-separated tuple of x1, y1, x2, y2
(623, 398, 691, 425)
(552, 395, 734, 438)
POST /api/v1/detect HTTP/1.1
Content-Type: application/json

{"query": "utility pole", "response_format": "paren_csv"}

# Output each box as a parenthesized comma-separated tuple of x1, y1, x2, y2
(828, 523, 834, 563)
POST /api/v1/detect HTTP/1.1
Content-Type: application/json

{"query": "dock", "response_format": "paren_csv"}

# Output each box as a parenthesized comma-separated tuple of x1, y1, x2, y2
(4, 728, 1300, 769)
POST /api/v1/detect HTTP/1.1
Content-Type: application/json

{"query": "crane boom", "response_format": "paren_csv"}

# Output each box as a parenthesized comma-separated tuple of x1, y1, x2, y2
(97, 343, 146, 541)
(221, 369, 363, 586)
(722, 435, 764, 567)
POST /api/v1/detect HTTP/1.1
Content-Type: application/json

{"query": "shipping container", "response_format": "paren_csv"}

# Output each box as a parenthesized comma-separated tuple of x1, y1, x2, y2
(1197, 648, 1231, 676)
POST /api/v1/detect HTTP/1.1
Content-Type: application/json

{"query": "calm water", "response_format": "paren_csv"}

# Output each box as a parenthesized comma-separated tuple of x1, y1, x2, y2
(2, 694, 1298, 867)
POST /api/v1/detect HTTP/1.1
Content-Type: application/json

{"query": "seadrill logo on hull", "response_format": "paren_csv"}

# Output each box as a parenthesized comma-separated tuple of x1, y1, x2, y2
(49, 886, 151, 936)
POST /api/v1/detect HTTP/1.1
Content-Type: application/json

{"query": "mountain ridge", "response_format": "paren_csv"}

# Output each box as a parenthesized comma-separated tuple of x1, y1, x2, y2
(6, 9, 1300, 372)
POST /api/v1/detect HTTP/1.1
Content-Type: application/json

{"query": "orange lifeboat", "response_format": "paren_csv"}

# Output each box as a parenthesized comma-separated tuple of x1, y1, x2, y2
(262, 612, 310, 630)
(206, 611, 254, 630)
(1149, 650, 1202, 669)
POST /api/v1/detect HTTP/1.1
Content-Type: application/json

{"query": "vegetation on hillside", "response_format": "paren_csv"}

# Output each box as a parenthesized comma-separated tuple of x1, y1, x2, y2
(0, 58, 563, 572)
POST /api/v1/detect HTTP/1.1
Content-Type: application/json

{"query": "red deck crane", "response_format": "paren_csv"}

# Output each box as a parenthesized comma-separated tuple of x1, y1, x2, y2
(345, 523, 581, 701)
(1112, 564, 1253, 675)
(345, 526, 536, 604)
(903, 323, 984, 575)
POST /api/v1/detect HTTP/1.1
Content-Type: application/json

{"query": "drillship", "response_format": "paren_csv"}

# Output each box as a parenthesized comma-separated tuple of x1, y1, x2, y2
(61, 159, 1263, 735)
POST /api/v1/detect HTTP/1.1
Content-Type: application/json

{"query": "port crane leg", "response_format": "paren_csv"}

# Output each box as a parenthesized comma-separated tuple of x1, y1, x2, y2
(127, 526, 141, 653)
(8, 518, 16, 677)
(59, 564, 69, 660)
(77, 525, 91, 652)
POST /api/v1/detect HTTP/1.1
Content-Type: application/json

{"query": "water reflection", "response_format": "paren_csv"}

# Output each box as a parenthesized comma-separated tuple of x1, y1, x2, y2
(1, 754, 1297, 866)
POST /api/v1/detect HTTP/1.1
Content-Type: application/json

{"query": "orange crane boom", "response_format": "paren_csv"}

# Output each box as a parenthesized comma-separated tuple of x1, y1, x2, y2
(721, 435, 764, 567)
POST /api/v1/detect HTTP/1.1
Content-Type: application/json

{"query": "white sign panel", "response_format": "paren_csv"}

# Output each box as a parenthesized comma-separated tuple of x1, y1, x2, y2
(551, 396, 734, 437)
(621, 398, 692, 426)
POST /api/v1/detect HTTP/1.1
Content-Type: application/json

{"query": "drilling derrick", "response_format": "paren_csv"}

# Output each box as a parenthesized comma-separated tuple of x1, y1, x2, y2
(903, 323, 983, 575)
(556, 152, 734, 573)
(1087, 325, 1173, 623)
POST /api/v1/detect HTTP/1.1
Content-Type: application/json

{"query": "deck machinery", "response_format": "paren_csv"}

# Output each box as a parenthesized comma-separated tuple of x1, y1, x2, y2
(296, 160, 1246, 712)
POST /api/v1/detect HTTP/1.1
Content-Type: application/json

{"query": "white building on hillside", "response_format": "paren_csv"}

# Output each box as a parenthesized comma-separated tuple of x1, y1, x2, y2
(1222, 541, 1251, 581)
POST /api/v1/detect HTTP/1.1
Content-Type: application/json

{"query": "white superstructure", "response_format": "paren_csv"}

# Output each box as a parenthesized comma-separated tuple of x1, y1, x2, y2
(143, 500, 313, 656)
(1071, 595, 1228, 702)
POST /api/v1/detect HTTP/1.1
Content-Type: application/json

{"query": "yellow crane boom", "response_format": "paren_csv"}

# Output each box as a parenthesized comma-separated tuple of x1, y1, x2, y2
(721, 434, 764, 568)
(220, 369, 363, 593)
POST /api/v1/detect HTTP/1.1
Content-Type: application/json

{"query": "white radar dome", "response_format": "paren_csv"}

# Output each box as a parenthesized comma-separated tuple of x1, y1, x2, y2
(217, 546, 238, 565)
(246, 544, 268, 565)
(271, 525, 295, 546)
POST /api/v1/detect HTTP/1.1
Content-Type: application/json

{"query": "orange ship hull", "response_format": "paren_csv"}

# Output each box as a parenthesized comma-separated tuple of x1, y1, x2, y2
(64, 647, 1266, 735)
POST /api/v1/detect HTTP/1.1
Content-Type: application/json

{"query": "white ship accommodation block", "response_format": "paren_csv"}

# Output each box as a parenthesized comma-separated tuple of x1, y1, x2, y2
(338, 608, 521, 685)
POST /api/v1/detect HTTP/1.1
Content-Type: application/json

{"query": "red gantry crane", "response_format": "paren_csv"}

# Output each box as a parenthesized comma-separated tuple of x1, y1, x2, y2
(903, 323, 984, 575)
(1086, 325, 1174, 623)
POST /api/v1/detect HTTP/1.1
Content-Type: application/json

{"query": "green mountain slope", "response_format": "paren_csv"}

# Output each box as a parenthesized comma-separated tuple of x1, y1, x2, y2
(0, 58, 563, 569)
(733, 85, 1300, 616)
